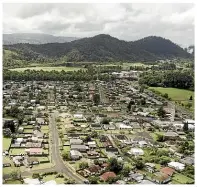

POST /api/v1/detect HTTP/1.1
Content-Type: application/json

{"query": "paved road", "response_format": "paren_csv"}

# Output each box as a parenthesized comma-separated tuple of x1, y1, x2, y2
(22, 111, 85, 184)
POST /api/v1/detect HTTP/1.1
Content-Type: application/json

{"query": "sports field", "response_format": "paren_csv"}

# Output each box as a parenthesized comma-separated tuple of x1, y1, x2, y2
(9, 66, 85, 72)
(149, 87, 194, 101)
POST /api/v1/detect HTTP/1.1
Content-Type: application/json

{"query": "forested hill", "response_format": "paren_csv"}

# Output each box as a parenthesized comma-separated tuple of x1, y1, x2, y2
(4, 34, 193, 62)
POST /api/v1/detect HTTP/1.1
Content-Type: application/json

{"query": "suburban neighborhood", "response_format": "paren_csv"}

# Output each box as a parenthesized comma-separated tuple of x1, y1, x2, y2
(2, 72, 195, 184)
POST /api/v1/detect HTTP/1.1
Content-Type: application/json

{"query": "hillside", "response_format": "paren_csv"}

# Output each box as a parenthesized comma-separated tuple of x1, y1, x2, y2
(132, 36, 192, 59)
(3, 33, 78, 45)
(3, 34, 193, 64)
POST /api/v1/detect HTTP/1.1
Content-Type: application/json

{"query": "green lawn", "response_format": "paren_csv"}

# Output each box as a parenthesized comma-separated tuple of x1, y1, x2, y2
(23, 129, 33, 133)
(31, 162, 54, 170)
(149, 87, 194, 101)
(3, 138, 12, 151)
(37, 156, 50, 162)
(3, 156, 14, 165)
(149, 87, 194, 111)
(3, 167, 20, 175)
(3, 179, 23, 184)
(42, 174, 65, 184)
(172, 173, 194, 184)
(9, 66, 85, 72)
(63, 146, 70, 153)
(9, 148, 26, 155)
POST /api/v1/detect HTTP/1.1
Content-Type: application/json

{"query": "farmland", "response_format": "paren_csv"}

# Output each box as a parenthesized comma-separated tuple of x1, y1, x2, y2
(9, 66, 85, 72)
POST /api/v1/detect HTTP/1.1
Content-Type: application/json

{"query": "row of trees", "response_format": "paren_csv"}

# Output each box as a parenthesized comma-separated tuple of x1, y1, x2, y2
(139, 70, 194, 90)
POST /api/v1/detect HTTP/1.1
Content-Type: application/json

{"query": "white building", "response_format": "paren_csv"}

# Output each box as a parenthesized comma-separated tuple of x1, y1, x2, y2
(128, 148, 144, 156)
(168, 161, 185, 171)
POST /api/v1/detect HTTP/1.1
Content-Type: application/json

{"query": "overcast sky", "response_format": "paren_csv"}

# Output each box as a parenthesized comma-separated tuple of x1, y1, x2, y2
(3, 3, 195, 47)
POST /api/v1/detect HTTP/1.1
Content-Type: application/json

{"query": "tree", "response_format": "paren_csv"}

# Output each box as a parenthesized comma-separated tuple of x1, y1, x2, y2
(91, 131, 98, 138)
(186, 102, 192, 109)
(121, 166, 130, 177)
(157, 106, 166, 118)
(108, 158, 123, 174)
(79, 162, 88, 169)
(135, 160, 144, 169)
(183, 123, 189, 132)
(189, 95, 193, 100)
(102, 117, 110, 124)
(3, 128, 12, 137)
(106, 177, 117, 184)
(10, 170, 19, 180)
(159, 156, 170, 165)
(32, 173, 40, 179)
(156, 134, 164, 142)
(127, 100, 135, 111)
(163, 93, 168, 99)
(62, 151, 70, 160)
(93, 94, 100, 105)
(88, 176, 99, 184)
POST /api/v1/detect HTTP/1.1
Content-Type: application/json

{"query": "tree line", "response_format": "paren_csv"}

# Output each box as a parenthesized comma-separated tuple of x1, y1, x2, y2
(139, 70, 194, 90)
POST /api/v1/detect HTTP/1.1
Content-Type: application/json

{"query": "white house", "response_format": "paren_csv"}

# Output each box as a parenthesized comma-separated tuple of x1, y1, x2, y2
(168, 161, 185, 171)
(128, 148, 144, 156)
(70, 150, 82, 160)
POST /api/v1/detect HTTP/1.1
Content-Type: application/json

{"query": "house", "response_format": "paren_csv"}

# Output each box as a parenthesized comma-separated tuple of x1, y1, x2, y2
(85, 165, 102, 175)
(152, 172, 171, 184)
(164, 131, 179, 140)
(130, 172, 144, 182)
(180, 156, 194, 165)
(138, 141, 148, 148)
(87, 150, 100, 157)
(70, 150, 82, 160)
(26, 157, 39, 165)
(145, 163, 155, 173)
(100, 171, 117, 182)
(103, 123, 116, 130)
(70, 139, 83, 145)
(128, 148, 144, 156)
(116, 122, 132, 130)
(160, 167, 175, 176)
(70, 144, 88, 152)
(168, 161, 185, 171)
(13, 156, 24, 166)
(26, 148, 43, 155)
(87, 141, 97, 149)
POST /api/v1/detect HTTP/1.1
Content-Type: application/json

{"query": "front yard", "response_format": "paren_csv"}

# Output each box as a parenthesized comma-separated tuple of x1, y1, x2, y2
(3, 137, 12, 151)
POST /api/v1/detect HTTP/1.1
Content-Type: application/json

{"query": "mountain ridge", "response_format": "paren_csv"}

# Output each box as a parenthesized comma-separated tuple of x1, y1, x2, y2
(3, 34, 193, 63)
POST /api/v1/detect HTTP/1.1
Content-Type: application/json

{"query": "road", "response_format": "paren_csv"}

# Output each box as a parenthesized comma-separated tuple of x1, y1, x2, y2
(22, 111, 85, 184)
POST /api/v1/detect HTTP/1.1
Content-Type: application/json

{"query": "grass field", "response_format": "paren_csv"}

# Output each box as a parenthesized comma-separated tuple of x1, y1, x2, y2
(172, 173, 194, 184)
(149, 87, 194, 111)
(9, 148, 26, 155)
(9, 66, 85, 72)
(3, 138, 12, 151)
(149, 87, 194, 101)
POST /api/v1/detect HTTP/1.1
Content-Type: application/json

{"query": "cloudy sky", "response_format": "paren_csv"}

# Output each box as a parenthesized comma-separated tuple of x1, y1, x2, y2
(3, 3, 195, 47)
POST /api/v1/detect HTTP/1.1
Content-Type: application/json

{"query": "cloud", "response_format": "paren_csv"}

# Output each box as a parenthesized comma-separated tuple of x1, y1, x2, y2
(3, 3, 195, 47)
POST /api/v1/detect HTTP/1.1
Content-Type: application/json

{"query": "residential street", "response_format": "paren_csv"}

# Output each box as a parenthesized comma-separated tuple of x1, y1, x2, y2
(21, 111, 85, 184)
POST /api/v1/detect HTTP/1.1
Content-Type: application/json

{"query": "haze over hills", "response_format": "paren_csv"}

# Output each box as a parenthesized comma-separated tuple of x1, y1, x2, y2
(4, 34, 193, 63)
(3, 33, 79, 45)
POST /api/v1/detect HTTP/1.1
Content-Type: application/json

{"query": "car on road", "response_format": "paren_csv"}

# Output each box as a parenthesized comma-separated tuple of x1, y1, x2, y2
(84, 180, 89, 184)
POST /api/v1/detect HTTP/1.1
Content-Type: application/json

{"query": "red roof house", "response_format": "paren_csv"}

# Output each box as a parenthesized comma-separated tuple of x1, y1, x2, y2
(160, 167, 175, 176)
(100, 171, 116, 181)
